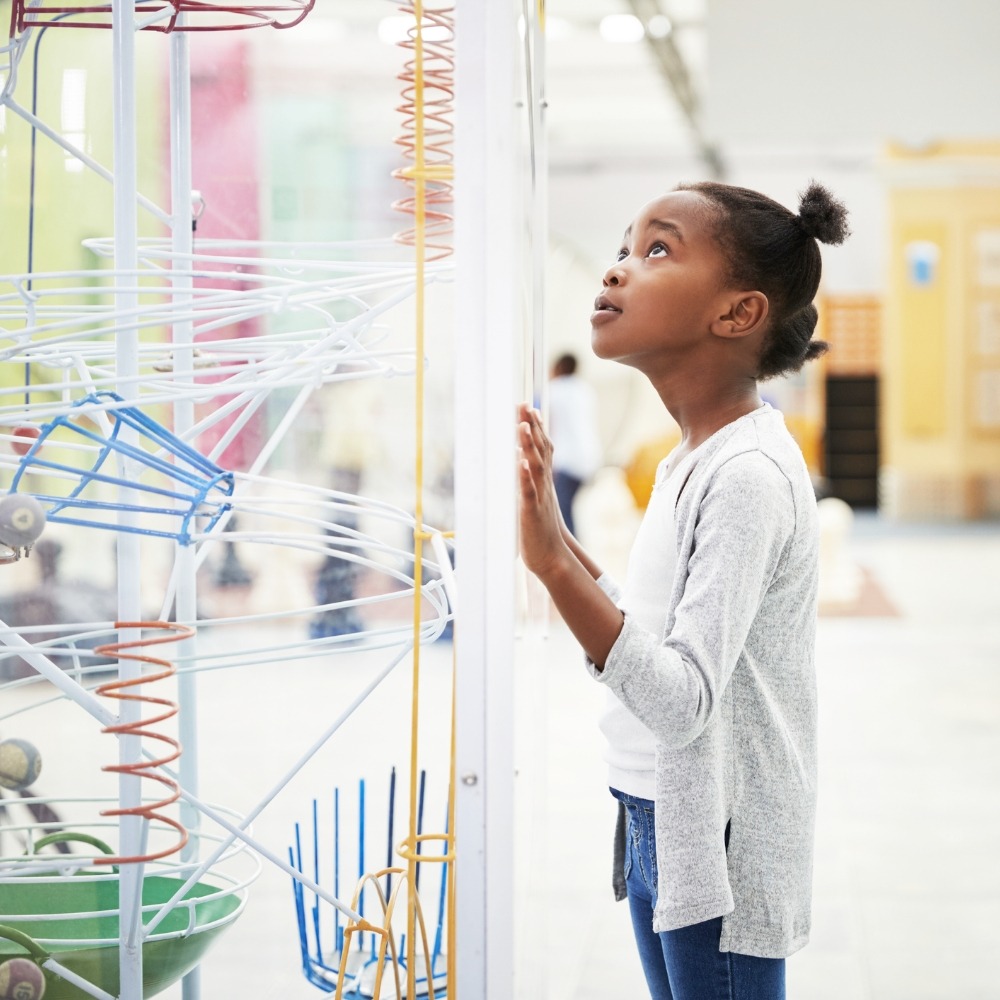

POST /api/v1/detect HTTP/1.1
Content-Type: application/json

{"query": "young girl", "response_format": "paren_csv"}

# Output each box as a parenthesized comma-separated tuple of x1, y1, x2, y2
(517, 181, 849, 1000)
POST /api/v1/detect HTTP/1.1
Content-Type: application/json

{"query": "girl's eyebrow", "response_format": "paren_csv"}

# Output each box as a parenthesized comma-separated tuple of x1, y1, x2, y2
(621, 219, 685, 245)
(648, 219, 685, 243)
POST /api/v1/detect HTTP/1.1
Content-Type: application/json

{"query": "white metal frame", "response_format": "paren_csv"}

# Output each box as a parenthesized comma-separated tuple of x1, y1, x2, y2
(453, 1, 520, 996)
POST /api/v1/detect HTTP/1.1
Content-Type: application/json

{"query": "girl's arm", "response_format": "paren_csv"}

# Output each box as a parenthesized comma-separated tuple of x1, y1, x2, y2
(560, 520, 603, 581)
(517, 404, 623, 668)
(590, 451, 798, 748)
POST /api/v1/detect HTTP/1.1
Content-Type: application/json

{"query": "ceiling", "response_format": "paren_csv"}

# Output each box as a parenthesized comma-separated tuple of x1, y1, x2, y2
(292, 0, 711, 167)
(544, 0, 711, 165)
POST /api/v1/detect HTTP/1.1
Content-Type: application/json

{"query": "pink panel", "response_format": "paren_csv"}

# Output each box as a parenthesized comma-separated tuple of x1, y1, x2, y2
(185, 37, 262, 472)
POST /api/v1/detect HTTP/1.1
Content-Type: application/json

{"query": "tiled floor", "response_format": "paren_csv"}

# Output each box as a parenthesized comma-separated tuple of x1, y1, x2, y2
(2, 515, 998, 999)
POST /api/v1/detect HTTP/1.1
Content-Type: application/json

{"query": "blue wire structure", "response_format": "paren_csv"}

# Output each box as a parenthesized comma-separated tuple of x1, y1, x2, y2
(335, 788, 342, 957)
(415, 768, 426, 891)
(289, 770, 449, 998)
(385, 767, 396, 907)
(8, 391, 234, 545)
(358, 778, 366, 955)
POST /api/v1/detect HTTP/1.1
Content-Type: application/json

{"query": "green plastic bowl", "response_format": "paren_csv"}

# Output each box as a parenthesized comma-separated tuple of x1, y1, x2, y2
(0, 873, 243, 999)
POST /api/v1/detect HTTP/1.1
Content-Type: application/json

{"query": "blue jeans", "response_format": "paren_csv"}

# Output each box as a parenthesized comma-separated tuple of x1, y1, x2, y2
(553, 470, 583, 536)
(613, 790, 785, 1000)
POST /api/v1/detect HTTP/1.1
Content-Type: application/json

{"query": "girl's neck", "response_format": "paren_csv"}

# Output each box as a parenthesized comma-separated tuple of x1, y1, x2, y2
(653, 369, 763, 453)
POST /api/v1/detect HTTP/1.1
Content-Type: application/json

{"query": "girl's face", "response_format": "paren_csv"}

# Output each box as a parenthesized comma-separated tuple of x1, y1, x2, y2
(590, 190, 732, 372)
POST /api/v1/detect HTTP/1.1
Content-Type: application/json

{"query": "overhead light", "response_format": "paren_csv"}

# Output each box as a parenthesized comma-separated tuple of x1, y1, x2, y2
(599, 14, 645, 44)
(647, 14, 672, 38)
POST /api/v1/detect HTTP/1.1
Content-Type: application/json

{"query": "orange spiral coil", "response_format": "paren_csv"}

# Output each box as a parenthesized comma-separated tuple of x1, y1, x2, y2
(391, 3, 455, 260)
(92, 621, 193, 865)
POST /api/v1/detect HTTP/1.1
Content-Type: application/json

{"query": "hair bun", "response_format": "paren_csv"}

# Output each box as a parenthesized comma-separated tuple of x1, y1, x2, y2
(797, 181, 850, 246)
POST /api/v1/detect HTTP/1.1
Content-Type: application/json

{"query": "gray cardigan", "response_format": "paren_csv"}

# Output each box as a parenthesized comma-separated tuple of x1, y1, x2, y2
(589, 404, 818, 958)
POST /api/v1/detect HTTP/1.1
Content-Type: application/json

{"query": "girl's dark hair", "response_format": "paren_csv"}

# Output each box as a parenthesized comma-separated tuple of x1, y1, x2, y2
(677, 180, 850, 380)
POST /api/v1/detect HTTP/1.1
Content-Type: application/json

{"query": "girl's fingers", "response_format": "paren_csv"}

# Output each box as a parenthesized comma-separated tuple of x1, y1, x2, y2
(519, 457, 537, 499)
(518, 444, 541, 487)
(528, 410, 552, 457)
(519, 421, 542, 463)
(520, 410, 549, 456)
(516, 407, 553, 486)
(518, 426, 549, 504)
(518, 421, 533, 456)
(519, 457, 545, 510)
(518, 403, 540, 433)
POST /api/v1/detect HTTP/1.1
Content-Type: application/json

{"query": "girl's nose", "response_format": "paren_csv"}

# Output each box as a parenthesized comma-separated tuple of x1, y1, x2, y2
(603, 263, 625, 286)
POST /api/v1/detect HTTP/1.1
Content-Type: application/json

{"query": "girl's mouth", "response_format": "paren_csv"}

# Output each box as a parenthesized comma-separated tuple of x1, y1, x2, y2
(593, 294, 621, 313)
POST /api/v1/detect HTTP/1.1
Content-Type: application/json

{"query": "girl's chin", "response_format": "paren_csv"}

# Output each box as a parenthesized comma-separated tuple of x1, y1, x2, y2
(590, 328, 609, 352)
(590, 331, 621, 361)
(590, 337, 647, 373)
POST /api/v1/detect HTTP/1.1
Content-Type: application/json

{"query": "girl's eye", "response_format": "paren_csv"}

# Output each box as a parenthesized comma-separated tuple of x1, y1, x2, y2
(615, 248, 628, 262)
(648, 242, 669, 258)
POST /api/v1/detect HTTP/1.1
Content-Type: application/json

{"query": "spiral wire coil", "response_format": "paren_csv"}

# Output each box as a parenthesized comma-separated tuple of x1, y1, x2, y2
(92, 621, 193, 865)
(391, 4, 455, 261)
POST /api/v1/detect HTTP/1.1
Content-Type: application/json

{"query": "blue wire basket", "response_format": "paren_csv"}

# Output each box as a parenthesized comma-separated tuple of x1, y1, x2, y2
(9, 392, 234, 545)
(290, 771, 449, 999)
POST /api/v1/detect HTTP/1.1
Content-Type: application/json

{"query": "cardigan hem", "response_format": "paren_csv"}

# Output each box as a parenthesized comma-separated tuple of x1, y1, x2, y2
(652, 893, 734, 935)
(718, 923, 811, 960)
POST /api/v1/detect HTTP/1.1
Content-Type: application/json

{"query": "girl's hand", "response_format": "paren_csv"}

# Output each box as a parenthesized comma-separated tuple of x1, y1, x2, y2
(516, 403, 622, 665)
(517, 403, 569, 580)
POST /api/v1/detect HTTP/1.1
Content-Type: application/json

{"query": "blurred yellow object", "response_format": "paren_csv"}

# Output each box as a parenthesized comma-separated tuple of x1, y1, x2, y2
(625, 414, 822, 512)
(782, 414, 823, 475)
(623, 431, 681, 509)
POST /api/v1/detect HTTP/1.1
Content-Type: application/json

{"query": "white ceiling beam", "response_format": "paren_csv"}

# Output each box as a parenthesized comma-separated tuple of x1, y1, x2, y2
(624, 0, 724, 177)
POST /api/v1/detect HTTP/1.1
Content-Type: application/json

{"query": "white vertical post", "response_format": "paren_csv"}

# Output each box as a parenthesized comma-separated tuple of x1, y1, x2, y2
(528, 3, 548, 410)
(454, 0, 518, 997)
(168, 21, 201, 1000)
(517, 10, 550, 996)
(111, 2, 144, 998)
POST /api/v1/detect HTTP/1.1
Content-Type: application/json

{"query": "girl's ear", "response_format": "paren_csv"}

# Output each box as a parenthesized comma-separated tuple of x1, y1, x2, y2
(711, 292, 769, 339)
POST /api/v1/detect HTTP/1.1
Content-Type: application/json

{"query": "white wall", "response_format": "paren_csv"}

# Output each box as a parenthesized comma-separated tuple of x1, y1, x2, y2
(705, 0, 1000, 146)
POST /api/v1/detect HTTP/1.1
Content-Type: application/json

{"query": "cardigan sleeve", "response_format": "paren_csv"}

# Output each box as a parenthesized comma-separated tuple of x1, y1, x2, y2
(596, 572, 623, 603)
(587, 451, 794, 749)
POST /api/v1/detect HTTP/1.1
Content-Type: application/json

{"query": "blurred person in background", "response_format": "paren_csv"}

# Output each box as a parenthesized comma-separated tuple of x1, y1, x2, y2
(548, 352, 601, 536)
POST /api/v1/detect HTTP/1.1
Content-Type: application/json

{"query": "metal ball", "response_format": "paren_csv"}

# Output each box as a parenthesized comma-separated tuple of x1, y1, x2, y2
(0, 494, 47, 548)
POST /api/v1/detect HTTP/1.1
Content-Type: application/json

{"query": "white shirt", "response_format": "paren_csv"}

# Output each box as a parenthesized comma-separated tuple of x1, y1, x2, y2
(599, 446, 700, 799)
(548, 374, 601, 481)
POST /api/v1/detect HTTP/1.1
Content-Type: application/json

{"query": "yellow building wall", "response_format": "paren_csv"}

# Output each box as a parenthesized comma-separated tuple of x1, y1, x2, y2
(881, 143, 1000, 519)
